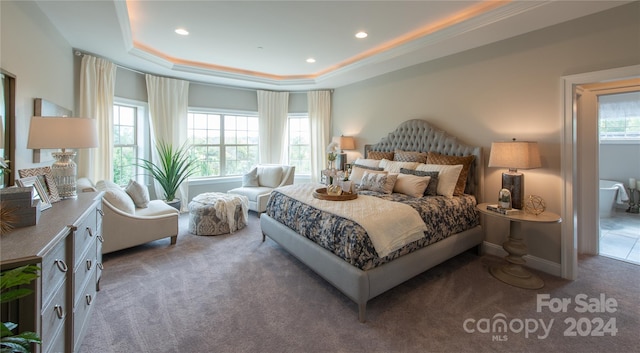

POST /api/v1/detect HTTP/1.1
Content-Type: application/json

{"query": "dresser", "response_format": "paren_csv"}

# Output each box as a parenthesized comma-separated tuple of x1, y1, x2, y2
(0, 192, 104, 353)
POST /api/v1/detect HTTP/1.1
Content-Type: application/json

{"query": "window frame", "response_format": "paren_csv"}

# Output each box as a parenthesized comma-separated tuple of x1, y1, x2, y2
(112, 98, 150, 186)
(287, 113, 311, 175)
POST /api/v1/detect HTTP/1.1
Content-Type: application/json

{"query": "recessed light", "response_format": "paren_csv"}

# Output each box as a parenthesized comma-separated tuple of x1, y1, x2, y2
(355, 31, 368, 39)
(306, 58, 316, 63)
(175, 28, 189, 36)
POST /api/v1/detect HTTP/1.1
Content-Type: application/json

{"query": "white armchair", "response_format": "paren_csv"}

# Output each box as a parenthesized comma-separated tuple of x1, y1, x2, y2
(78, 178, 179, 254)
(227, 164, 295, 213)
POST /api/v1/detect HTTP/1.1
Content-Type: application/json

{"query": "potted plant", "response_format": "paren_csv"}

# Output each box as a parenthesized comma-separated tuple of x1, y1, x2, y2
(136, 141, 197, 210)
(1, 265, 41, 353)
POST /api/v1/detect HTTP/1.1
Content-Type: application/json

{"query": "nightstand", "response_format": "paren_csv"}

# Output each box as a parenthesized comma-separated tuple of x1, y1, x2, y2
(476, 202, 562, 289)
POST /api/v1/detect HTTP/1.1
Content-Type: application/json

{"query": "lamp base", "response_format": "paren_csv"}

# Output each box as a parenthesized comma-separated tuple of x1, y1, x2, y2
(502, 172, 524, 209)
(338, 153, 347, 171)
(51, 151, 78, 199)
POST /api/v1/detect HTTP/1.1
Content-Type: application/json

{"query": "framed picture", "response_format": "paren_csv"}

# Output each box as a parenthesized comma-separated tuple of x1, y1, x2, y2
(17, 176, 52, 210)
(18, 166, 60, 203)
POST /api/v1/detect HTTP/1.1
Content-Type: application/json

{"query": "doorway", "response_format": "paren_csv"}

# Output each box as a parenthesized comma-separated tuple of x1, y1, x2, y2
(596, 90, 640, 264)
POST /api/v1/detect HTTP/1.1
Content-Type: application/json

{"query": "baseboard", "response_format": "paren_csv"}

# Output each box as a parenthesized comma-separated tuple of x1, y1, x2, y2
(483, 241, 562, 277)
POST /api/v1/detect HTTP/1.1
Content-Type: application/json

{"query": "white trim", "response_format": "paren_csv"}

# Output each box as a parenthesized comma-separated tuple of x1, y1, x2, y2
(483, 241, 561, 277)
(561, 64, 640, 280)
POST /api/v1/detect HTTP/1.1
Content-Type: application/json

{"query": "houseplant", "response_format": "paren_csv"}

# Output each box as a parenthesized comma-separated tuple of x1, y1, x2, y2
(136, 141, 197, 210)
(1, 265, 41, 353)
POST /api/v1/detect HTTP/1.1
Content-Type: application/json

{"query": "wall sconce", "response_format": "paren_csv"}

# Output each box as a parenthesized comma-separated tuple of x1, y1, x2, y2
(337, 135, 355, 171)
(488, 139, 541, 209)
(27, 116, 98, 199)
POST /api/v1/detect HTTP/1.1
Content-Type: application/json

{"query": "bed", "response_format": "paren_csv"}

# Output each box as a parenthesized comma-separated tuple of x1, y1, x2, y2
(260, 119, 484, 322)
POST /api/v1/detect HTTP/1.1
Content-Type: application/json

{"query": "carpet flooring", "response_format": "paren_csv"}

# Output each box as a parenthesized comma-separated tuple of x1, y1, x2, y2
(80, 213, 640, 353)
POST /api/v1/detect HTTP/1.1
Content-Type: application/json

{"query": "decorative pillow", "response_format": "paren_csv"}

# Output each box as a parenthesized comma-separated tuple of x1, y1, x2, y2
(242, 167, 259, 187)
(353, 158, 381, 168)
(358, 171, 397, 194)
(349, 165, 386, 185)
(367, 150, 394, 160)
(394, 150, 428, 163)
(99, 184, 136, 214)
(125, 179, 150, 208)
(257, 165, 283, 188)
(379, 159, 419, 174)
(427, 152, 475, 195)
(393, 173, 431, 198)
(415, 164, 463, 198)
(400, 168, 439, 196)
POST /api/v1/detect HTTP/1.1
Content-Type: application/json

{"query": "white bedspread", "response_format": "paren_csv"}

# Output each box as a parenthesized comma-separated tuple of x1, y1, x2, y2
(275, 183, 428, 258)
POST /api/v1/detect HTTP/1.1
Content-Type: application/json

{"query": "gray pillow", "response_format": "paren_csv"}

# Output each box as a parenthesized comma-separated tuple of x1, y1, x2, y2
(242, 167, 259, 187)
(400, 168, 439, 196)
(125, 179, 150, 208)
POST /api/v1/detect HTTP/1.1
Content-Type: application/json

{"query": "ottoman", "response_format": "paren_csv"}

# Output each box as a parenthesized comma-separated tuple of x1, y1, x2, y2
(188, 192, 249, 235)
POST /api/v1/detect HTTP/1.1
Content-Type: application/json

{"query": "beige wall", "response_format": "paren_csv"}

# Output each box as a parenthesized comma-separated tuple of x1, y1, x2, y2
(332, 2, 640, 264)
(1, 1, 75, 172)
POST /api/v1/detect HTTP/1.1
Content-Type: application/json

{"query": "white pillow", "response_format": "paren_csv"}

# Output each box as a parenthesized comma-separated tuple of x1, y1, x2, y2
(379, 159, 419, 174)
(125, 179, 150, 208)
(353, 158, 381, 168)
(415, 164, 463, 198)
(358, 171, 397, 194)
(103, 187, 136, 214)
(257, 165, 283, 188)
(242, 167, 259, 187)
(393, 174, 431, 198)
(349, 165, 386, 185)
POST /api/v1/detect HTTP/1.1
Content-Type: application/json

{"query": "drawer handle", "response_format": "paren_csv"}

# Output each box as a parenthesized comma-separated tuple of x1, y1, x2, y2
(54, 305, 65, 319)
(54, 259, 68, 273)
(86, 227, 94, 237)
(98, 209, 104, 217)
(86, 294, 93, 306)
(86, 259, 93, 271)
(97, 235, 104, 243)
(97, 262, 104, 270)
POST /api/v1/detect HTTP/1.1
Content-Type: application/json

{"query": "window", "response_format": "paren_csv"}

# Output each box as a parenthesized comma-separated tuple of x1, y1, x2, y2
(288, 114, 311, 174)
(599, 91, 640, 141)
(113, 103, 140, 185)
(187, 111, 259, 177)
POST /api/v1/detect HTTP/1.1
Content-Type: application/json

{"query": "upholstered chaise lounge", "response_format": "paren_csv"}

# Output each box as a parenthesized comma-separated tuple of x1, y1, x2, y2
(78, 178, 179, 253)
(227, 164, 295, 213)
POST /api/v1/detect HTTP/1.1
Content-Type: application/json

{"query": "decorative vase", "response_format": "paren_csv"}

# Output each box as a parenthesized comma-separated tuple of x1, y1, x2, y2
(498, 188, 512, 209)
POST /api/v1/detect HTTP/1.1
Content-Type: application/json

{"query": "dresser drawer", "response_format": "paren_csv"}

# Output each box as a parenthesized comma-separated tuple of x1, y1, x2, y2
(74, 212, 97, 266)
(41, 239, 68, 307)
(41, 279, 67, 353)
(74, 244, 97, 298)
(73, 277, 98, 350)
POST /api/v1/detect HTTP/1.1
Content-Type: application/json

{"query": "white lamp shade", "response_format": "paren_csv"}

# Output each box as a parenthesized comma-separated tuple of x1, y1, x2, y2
(338, 136, 355, 150)
(488, 141, 541, 170)
(27, 116, 98, 149)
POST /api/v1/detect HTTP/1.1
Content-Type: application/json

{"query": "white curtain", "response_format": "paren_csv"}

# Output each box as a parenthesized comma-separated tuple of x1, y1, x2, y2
(257, 90, 289, 164)
(145, 74, 190, 210)
(308, 90, 332, 183)
(78, 55, 117, 183)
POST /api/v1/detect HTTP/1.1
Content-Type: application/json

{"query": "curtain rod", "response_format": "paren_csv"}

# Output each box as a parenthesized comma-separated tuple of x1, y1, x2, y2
(74, 50, 333, 93)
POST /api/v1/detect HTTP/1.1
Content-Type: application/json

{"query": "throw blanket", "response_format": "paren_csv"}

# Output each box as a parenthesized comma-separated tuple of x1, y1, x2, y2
(276, 183, 428, 258)
(192, 193, 249, 233)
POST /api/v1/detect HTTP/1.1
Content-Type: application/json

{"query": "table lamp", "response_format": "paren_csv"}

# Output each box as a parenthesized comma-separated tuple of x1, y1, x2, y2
(337, 135, 355, 171)
(488, 139, 541, 209)
(27, 116, 98, 199)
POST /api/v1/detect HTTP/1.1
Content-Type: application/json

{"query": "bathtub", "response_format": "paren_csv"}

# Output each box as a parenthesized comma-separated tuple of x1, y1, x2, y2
(599, 180, 627, 218)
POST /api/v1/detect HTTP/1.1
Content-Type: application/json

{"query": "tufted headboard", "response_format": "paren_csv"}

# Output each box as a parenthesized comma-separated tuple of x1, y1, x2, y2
(364, 119, 483, 201)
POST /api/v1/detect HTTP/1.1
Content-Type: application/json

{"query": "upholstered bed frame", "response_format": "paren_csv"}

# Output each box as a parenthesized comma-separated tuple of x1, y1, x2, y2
(260, 119, 484, 322)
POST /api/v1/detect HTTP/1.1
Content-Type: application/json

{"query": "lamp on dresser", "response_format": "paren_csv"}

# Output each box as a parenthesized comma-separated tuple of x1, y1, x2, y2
(27, 116, 98, 199)
(488, 139, 541, 209)
(337, 135, 355, 171)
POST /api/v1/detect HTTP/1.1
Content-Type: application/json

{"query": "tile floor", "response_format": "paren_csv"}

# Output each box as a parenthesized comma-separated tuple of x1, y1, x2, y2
(600, 208, 640, 265)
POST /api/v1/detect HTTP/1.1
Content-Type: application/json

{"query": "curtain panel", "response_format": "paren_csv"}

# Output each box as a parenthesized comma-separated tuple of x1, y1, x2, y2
(308, 90, 332, 183)
(78, 55, 117, 183)
(257, 90, 289, 164)
(145, 74, 190, 211)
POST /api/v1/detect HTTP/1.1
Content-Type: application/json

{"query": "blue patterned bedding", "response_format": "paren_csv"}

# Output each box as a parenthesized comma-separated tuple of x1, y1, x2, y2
(265, 188, 479, 270)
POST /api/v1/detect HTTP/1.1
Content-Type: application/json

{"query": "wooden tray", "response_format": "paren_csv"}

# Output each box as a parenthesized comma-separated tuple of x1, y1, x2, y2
(313, 188, 357, 201)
